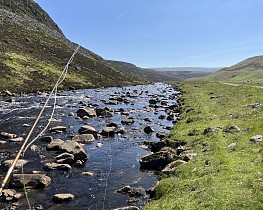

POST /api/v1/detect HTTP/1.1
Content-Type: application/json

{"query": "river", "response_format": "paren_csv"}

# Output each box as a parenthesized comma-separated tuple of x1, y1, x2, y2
(0, 83, 179, 210)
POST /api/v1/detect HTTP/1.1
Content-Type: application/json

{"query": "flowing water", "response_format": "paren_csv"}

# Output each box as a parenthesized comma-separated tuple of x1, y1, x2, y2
(0, 83, 179, 210)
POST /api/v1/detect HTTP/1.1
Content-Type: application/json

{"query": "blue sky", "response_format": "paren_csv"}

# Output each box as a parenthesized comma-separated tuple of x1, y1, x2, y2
(35, 0, 263, 68)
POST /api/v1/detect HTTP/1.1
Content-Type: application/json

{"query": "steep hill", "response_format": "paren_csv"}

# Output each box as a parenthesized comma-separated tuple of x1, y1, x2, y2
(198, 55, 263, 82)
(0, 0, 146, 93)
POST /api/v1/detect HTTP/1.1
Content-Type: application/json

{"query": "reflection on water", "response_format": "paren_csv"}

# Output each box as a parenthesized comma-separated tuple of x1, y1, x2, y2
(0, 83, 179, 209)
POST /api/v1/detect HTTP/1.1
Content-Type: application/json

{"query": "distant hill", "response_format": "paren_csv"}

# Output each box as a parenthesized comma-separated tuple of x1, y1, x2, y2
(0, 0, 147, 93)
(107, 60, 216, 82)
(198, 55, 263, 81)
(152, 67, 221, 73)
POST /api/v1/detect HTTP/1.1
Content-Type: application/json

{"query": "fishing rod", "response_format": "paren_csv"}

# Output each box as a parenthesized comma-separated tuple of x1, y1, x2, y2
(0, 45, 80, 195)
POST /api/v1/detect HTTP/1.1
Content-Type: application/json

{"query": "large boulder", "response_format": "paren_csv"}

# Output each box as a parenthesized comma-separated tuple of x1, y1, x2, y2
(140, 151, 177, 171)
(77, 108, 96, 118)
(60, 140, 88, 161)
(9, 174, 51, 189)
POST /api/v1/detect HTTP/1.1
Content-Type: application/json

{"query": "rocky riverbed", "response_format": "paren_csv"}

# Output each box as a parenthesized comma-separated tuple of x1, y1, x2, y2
(0, 83, 181, 209)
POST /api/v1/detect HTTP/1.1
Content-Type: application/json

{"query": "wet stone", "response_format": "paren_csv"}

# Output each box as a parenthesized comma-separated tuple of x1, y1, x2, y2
(52, 194, 74, 203)
(60, 140, 88, 161)
(101, 127, 116, 137)
(43, 162, 71, 171)
(140, 151, 177, 171)
(117, 185, 146, 197)
(1, 159, 29, 171)
(49, 126, 67, 133)
(121, 119, 135, 125)
(143, 126, 155, 134)
(82, 171, 95, 176)
(46, 139, 64, 151)
(39, 136, 53, 143)
(78, 125, 98, 137)
(55, 153, 75, 165)
(0, 132, 17, 140)
(1, 189, 22, 202)
(9, 174, 51, 189)
(72, 134, 95, 143)
(9, 137, 24, 142)
(77, 108, 96, 118)
(156, 130, 166, 139)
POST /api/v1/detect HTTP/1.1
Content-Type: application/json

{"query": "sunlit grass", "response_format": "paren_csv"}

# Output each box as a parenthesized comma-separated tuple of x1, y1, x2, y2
(144, 81, 263, 210)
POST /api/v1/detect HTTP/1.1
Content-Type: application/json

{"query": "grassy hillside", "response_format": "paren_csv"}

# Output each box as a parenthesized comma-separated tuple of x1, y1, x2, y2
(144, 81, 262, 210)
(0, 0, 146, 93)
(197, 55, 263, 83)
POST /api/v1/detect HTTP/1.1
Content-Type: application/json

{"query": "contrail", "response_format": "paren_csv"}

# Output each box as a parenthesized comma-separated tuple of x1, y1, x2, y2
(114, 13, 124, 21)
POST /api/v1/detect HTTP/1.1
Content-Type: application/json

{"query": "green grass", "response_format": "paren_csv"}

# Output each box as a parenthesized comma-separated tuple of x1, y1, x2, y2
(144, 81, 263, 210)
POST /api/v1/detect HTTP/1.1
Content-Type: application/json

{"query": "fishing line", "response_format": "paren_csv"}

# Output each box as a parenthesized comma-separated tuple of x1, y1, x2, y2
(102, 115, 113, 210)
(0, 45, 80, 209)
(102, 137, 113, 210)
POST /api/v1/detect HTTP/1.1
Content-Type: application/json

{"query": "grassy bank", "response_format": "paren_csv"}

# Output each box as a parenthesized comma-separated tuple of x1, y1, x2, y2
(144, 81, 262, 210)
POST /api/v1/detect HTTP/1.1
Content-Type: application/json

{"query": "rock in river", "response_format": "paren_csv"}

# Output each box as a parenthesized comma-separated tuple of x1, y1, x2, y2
(72, 134, 95, 143)
(101, 127, 116, 137)
(1, 159, 29, 171)
(43, 162, 71, 171)
(117, 185, 146, 197)
(78, 125, 98, 138)
(140, 151, 177, 171)
(60, 140, 88, 161)
(9, 174, 51, 189)
(1, 189, 22, 202)
(143, 126, 155, 134)
(39, 136, 53, 142)
(52, 193, 74, 203)
(55, 153, 75, 164)
(77, 108, 96, 118)
(46, 139, 64, 151)
(49, 126, 67, 133)
(0, 132, 17, 140)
